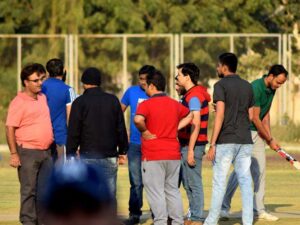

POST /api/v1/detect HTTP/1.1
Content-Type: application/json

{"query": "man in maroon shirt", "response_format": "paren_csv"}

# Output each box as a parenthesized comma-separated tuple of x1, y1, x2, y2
(134, 70, 193, 225)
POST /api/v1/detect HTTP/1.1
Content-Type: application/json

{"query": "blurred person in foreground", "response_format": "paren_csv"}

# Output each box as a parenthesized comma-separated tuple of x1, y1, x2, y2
(6, 63, 53, 225)
(43, 161, 118, 225)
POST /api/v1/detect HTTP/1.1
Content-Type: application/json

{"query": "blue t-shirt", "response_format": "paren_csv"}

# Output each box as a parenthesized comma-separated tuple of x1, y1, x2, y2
(121, 85, 148, 144)
(42, 78, 76, 145)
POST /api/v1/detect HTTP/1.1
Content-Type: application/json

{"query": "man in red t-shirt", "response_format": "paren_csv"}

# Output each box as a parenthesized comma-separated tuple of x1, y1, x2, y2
(134, 70, 193, 225)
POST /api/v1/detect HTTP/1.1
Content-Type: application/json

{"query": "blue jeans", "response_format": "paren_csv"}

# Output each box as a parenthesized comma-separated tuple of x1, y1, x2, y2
(204, 144, 253, 225)
(222, 131, 266, 215)
(127, 143, 143, 216)
(82, 158, 118, 199)
(181, 145, 205, 221)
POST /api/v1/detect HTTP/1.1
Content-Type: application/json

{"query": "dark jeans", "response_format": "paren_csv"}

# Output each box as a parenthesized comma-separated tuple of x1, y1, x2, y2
(82, 157, 118, 202)
(17, 146, 53, 225)
(127, 143, 143, 216)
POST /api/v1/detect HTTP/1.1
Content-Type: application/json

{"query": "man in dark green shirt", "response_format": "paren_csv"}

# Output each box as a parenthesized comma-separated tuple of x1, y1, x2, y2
(221, 64, 288, 221)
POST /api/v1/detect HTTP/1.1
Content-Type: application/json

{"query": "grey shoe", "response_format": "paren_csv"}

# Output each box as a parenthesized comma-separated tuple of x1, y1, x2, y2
(220, 210, 230, 221)
(123, 215, 140, 225)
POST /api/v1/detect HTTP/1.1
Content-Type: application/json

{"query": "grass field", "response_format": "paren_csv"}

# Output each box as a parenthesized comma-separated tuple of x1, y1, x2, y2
(1, 150, 300, 225)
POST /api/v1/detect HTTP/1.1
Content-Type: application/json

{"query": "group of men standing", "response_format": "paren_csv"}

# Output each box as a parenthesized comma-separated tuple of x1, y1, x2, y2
(6, 52, 288, 225)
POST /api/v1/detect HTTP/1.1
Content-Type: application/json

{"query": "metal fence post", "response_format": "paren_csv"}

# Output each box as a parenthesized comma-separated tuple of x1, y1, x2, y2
(17, 36, 22, 92)
(282, 34, 288, 123)
(122, 35, 128, 93)
(64, 35, 69, 84)
(68, 35, 74, 90)
(230, 35, 234, 53)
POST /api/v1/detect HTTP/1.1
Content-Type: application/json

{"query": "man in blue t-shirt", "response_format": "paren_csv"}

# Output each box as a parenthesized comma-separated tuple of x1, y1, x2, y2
(42, 58, 76, 163)
(121, 65, 155, 225)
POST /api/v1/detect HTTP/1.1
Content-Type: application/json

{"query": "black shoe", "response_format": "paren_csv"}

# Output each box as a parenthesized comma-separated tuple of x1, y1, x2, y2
(123, 215, 140, 225)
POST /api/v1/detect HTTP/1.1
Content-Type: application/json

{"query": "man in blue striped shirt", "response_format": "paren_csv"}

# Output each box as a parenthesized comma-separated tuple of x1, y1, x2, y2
(42, 58, 76, 164)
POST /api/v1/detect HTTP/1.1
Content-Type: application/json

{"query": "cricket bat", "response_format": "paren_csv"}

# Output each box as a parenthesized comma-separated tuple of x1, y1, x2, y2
(276, 148, 300, 170)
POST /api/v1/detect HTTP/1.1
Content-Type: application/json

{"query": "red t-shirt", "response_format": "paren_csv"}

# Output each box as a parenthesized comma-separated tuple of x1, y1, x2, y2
(136, 94, 189, 161)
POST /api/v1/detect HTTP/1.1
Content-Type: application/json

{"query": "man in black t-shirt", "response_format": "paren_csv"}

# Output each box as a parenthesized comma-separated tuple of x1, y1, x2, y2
(204, 53, 254, 225)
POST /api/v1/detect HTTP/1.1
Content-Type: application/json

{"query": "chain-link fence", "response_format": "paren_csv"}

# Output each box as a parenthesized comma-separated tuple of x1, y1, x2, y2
(0, 33, 299, 143)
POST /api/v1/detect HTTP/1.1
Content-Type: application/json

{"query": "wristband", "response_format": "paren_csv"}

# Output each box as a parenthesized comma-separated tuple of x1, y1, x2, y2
(10, 152, 17, 155)
(210, 143, 216, 147)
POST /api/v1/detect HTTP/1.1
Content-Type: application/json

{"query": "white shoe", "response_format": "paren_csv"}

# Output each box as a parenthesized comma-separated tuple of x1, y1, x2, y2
(185, 208, 191, 219)
(257, 212, 279, 221)
(220, 210, 230, 221)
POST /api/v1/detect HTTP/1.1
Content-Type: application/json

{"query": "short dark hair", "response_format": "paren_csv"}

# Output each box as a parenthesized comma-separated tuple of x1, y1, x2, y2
(36, 63, 46, 74)
(218, 52, 238, 73)
(176, 63, 200, 85)
(21, 63, 46, 87)
(146, 70, 166, 91)
(46, 58, 65, 77)
(268, 64, 288, 77)
(139, 65, 156, 76)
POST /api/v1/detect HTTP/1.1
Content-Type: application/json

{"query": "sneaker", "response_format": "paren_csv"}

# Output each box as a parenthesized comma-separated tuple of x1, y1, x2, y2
(256, 212, 279, 221)
(185, 208, 191, 219)
(123, 215, 140, 225)
(220, 210, 230, 221)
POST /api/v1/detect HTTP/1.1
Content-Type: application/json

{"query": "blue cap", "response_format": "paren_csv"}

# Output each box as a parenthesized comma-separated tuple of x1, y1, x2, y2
(43, 160, 113, 214)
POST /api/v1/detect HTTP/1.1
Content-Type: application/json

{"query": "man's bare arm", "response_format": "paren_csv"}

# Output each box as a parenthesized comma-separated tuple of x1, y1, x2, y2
(248, 107, 254, 122)
(5, 126, 21, 167)
(121, 103, 127, 112)
(262, 111, 271, 137)
(252, 107, 279, 150)
(252, 107, 271, 141)
(207, 101, 225, 161)
(178, 112, 193, 130)
(66, 104, 71, 125)
(185, 110, 201, 166)
(134, 115, 156, 140)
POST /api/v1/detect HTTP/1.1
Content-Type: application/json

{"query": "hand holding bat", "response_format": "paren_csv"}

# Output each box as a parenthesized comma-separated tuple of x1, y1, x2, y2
(276, 148, 300, 170)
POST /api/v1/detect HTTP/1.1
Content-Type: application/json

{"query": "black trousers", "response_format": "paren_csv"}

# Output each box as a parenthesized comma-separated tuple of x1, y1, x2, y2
(17, 146, 53, 225)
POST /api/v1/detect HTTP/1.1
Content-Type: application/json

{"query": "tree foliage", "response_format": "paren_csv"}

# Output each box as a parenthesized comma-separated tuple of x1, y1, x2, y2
(1, 0, 299, 34)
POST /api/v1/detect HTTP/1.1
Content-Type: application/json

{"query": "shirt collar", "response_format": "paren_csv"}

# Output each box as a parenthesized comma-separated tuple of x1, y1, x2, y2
(151, 92, 166, 98)
(18, 91, 43, 101)
(224, 74, 240, 78)
(83, 87, 102, 94)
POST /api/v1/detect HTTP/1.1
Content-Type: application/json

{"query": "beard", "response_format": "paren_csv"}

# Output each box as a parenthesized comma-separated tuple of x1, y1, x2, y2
(217, 72, 224, 78)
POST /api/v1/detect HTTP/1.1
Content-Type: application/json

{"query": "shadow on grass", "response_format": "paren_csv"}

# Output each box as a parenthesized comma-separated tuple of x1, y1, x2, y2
(265, 203, 293, 212)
